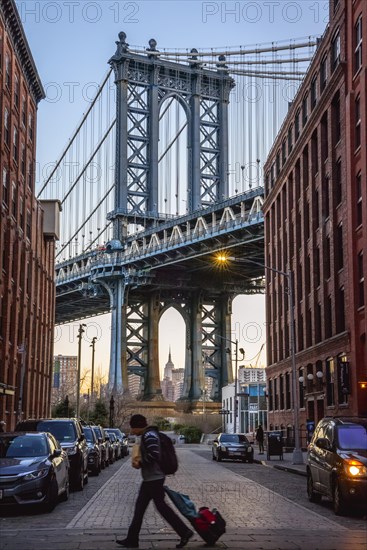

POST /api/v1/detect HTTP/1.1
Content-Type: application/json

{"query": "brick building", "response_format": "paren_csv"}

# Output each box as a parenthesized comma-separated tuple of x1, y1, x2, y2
(263, 0, 366, 444)
(0, 0, 60, 429)
(51, 355, 78, 408)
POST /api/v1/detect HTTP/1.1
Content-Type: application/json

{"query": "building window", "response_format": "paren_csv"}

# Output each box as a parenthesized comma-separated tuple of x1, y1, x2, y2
(21, 144, 26, 176)
(336, 224, 343, 270)
(298, 314, 304, 352)
(356, 172, 362, 227)
(11, 182, 16, 218)
(332, 92, 341, 145)
(302, 94, 308, 127)
(331, 31, 341, 72)
(335, 158, 342, 205)
(320, 55, 328, 91)
(2, 168, 9, 205)
(354, 16, 362, 74)
(314, 189, 320, 230)
(325, 295, 332, 338)
(280, 376, 284, 409)
(311, 130, 318, 177)
(276, 151, 280, 177)
(14, 74, 20, 107)
(5, 54, 10, 87)
(336, 286, 345, 333)
(4, 108, 10, 147)
(288, 125, 293, 155)
(314, 246, 320, 287)
(299, 369, 304, 406)
(19, 197, 24, 230)
(325, 236, 331, 279)
(13, 127, 18, 163)
(22, 98, 26, 127)
(26, 210, 31, 240)
(28, 160, 33, 190)
(295, 109, 300, 141)
(358, 251, 365, 308)
(337, 355, 349, 405)
(28, 113, 34, 141)
(326, 357, 335, 406)
(355, 96, 361, 149)
(282, 139, 286, 166)
(315, 302, 321, 343)
(311, 75, 317, 109)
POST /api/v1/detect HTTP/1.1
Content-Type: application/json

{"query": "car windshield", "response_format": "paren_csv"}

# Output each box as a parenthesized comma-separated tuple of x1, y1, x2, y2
(337, 425, 367, 450)
(220, 434, 248, 443)
(83, 428, 95, 443)
(0, 435, 48, 458)
(93, 427, 102, 439)
(37, 421, 77, 443)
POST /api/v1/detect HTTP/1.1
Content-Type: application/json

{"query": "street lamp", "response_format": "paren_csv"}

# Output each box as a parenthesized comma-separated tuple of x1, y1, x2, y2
(225, 340, 245, 433)
(216, 254, 303, 464)
(90, 336, 97, 401)
(76, 323, 87, 418)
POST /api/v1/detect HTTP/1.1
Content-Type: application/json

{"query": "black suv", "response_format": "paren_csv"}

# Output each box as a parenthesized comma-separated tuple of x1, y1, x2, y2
(82, 425, 101, 476)
(91, 425, 109, 468)
(307, 417, 367, 515)
(16, 418, 89, 491)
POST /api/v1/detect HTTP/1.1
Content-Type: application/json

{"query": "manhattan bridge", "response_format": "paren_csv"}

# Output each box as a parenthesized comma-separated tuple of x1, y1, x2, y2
(38, 32, 319, 406)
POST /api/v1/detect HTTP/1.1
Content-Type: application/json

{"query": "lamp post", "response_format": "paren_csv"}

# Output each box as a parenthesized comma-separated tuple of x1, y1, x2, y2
(90, 336, 97, 402)
(216, 255, 303, 464)
(76, 323, 86, 418)
(109, 395, 115, 428)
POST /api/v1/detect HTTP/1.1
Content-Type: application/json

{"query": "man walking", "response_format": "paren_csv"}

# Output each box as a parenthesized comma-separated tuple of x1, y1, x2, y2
(255, 424, 264, 454)
(117, 414, 193, 549)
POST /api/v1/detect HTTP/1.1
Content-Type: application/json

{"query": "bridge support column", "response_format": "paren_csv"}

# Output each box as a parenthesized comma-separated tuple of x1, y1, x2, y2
(219, 294, 234, 388)
(143, 293, 163, 401)
(106, 279, 126, 392)
(190, 83, 201, 211)
(189, 291, 204, 400)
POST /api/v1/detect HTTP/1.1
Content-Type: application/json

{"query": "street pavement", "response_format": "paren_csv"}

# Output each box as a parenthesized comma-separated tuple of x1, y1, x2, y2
(0, 445, 365, 550)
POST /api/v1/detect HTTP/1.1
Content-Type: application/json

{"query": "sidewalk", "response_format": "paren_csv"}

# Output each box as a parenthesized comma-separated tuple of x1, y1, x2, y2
(252, 447, 308, 477)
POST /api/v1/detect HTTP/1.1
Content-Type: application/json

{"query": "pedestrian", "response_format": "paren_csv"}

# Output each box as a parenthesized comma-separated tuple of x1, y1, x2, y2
(255, 424, 264, 454)
(116, 414, 193, 549)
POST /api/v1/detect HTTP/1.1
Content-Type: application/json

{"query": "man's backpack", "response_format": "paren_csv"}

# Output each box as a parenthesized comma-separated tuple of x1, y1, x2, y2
(158, 432, 178, 475)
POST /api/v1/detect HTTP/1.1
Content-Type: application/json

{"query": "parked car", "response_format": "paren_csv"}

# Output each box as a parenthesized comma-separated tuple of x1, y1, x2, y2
(15, 418, 88, 491)
(91, 425, 109, 468)
(82, 426, 101, 475)
(105, 428, 129, 457)
(105, 431, 120, 461)
(0, 432, 69, 512)
(212, 433, 254, 463)
(103, 429, 116, 464)
(307, 417, 367, 515)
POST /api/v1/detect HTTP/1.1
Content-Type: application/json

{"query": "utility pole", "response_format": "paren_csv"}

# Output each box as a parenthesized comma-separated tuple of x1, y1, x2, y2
(233, 339, 238, 433)
(76, 323, 86, 418)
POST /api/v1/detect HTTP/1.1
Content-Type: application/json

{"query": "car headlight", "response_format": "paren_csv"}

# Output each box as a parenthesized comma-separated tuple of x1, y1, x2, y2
(344, 460, 367, 477)
(66, 447, 77, 455)
(24, 468, 49, 481)
(220, 445, 227, 451)
(247, 446, 253, 452)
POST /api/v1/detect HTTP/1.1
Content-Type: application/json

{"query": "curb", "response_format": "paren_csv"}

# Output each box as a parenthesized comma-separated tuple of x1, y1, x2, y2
(273, 464, 307, 477)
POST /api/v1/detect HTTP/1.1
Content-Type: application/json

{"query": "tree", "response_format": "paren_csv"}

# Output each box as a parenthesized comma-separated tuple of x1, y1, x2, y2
(90, 399, 108, 426)
(52, 396, 75, 418)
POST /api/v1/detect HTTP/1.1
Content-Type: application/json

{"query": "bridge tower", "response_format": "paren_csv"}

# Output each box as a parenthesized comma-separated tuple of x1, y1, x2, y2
(105, 32, 237, 403)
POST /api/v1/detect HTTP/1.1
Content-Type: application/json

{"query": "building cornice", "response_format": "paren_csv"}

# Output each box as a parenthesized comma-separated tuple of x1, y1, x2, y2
(1, 0, 45, 103)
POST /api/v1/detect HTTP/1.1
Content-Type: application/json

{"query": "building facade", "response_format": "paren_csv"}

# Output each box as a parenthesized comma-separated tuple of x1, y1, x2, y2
(263, 0, 366, 443)
(0, 0, 60, 429)
(51, 355, 78, 407)
(222, 367, 267, 436)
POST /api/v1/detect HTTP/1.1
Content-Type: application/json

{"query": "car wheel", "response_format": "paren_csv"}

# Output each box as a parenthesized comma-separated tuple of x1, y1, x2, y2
(307, 472, 322, 503)
(333, 481, 346, 515)
(84, 470, 89, 484)
(60, 479, 69, 502)
(44, 477, 58, 512)
(75, 466, 84, 491)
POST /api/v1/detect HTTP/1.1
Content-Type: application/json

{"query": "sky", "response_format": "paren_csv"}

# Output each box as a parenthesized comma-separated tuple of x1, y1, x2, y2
(17, 0, 329, 381)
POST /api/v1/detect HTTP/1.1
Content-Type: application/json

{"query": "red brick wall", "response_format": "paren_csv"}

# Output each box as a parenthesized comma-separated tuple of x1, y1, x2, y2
(0, 9, 55, 430)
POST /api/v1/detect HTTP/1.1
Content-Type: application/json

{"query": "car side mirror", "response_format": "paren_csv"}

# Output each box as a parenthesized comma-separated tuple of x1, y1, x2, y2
(98, 438, 103, 444)
(53, 449, 62, 458)
(316, 437, 331, 451)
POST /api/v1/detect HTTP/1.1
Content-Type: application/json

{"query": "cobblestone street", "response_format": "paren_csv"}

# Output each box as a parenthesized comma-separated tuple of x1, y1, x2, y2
(0, 446, 365, 549)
